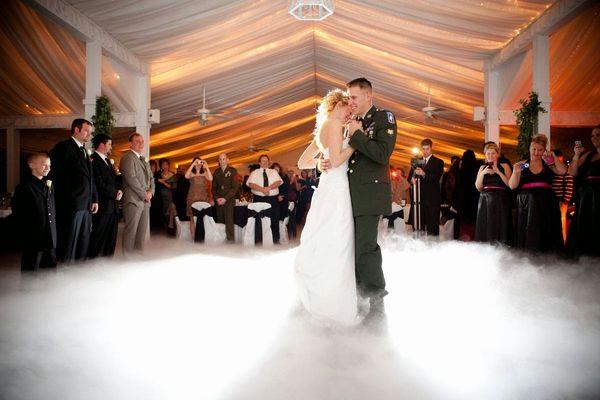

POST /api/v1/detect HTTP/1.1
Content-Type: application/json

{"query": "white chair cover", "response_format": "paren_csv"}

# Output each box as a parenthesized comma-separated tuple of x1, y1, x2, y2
(234, 205, 246, 243)
(279, 201, 295, 244)
(191, 201, 226, 245)
(243, 202, 273, 247)
(380, 202, 406, 237)
(174, 216, 193, 242)
(439, 219, 455, 241)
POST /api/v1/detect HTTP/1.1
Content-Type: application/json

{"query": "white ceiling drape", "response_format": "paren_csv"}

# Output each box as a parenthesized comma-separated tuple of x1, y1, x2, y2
(2, 0, 598, 167)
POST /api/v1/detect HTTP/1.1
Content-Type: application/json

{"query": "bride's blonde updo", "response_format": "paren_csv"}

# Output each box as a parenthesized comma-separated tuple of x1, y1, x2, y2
(314, 88, 349, 136)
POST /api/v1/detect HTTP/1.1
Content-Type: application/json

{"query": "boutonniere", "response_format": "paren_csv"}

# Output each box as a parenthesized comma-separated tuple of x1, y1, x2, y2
(46, 179, 52, 188)
(110, 159, 115, 165)
(225, 171, 231, 177)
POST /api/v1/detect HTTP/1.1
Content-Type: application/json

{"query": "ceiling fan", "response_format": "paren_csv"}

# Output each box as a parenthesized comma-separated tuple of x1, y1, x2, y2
(244, 132, 270, 153)
(402, 86, 460, 121)
(195, 87, 227, 125)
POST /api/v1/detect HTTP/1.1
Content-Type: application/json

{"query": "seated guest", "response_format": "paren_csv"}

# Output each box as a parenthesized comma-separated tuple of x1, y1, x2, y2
(247, 154, 283, 243)
(212, 153, 238, 242)
(88, 134, 121, 258)
(185, 156, 213, 238)
(157, 158, 177, 229)
(567, 126, 600, 258)
(409, 138, 444, 236)
(509, 134, 566, 253)
(474, 141, 512, 245)
(12, 152, 57, 271)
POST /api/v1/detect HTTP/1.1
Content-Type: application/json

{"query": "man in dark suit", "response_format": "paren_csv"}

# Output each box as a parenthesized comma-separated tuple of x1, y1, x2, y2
(88, 134, 121, 258)
(12, 152, 57, 271)
(49, 118, 98, 263)
(409, 138, 444, 236)
(212, 153, 239, 242)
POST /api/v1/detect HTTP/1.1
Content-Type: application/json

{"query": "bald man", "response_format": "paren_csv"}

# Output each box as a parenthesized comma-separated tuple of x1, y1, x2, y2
(212, 153, 239, 242)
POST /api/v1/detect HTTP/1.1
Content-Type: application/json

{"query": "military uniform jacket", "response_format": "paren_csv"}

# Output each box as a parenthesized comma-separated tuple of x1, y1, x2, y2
(212, 166, 239, 202)
(348, 105, 397, 216)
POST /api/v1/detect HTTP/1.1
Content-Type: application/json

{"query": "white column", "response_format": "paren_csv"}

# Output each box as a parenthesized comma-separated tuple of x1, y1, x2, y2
(533, 34, 551, 144)
(484, 68, 500, 145)
(135, 74, 151, 157)
(84, 41, 102, 122)
(6, 125, 20, 193)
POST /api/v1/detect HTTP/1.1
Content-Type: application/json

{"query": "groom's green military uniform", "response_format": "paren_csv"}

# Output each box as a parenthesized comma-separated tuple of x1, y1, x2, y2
(348, 105, 397, 296)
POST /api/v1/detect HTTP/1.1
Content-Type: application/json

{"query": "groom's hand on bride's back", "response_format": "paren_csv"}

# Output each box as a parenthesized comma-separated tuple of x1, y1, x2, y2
(317, 157, 331, 173)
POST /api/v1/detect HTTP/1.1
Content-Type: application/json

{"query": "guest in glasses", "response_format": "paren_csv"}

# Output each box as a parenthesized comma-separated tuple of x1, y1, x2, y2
(509, 134, 566, 253)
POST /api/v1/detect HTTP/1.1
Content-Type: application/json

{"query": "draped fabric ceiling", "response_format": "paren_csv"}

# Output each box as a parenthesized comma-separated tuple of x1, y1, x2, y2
(2, 0, 599, 169)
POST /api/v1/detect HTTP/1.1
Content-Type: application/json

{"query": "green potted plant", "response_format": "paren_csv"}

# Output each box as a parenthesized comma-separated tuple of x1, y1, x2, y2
(92, 95, 116, 137)
(514, 91, 546, 160)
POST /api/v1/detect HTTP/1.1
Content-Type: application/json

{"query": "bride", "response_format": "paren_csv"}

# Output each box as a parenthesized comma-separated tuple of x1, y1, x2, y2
(295, 89, 358, 324)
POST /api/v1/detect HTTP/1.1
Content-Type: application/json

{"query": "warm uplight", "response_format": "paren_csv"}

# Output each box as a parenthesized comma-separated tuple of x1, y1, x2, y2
(412, 147, 420, 155)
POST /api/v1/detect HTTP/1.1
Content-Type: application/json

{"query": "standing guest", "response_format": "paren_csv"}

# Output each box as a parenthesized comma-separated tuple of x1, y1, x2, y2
(49, 118, 98, 263)
(271, 162, 291, 221)
(286, 169, 300, 202)
(149, 159, 162, 229)
(12, 153, 57, 271)
(509, 134, 566, 253)
(173, 165, 190, 221)
(567, 126, 600, 258)
(409, 138, 444, 236)
(120, 133, 155, 253)
(391, 166, 410, 205)
(88, 134, 121, 258)
(185, 156, 213, 237)
(247, 154, 283, 243)
(441, 156, 460, 209)
(296, 169, 315, 225)
(157, 158, 177, 228)
(551, 149, 574, 242)
(212, 153, 239, 242)
(474, 141, 512, 245)
(456, 149, 481, 240)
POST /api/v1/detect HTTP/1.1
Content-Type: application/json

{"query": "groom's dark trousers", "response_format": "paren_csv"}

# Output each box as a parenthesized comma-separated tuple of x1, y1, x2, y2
(347, 104, 398, 296)
(354, 215, 385, 292)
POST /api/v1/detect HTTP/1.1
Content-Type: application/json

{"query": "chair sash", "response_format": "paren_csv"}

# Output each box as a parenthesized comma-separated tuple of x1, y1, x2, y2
(192, 206, 214, 242)
(386, 209, 404, 229)
(247, 207, 273, 244)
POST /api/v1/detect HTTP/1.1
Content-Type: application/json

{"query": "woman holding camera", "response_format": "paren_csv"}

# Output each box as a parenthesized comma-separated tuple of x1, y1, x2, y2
(567, 126, 600, 257)
(474, 142, 512, 245)
(509, 134, 566, 253)
(185, 157, 213, 236)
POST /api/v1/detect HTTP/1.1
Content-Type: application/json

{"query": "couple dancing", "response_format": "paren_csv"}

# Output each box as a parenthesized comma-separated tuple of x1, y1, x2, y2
(295, 78, 397, 324)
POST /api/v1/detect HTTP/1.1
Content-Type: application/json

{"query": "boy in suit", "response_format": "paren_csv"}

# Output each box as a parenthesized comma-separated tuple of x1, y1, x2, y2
(12, 152, 57, 271)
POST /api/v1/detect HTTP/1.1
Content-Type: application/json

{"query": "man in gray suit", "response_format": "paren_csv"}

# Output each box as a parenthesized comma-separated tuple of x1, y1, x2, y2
(120, 133, 155, 253)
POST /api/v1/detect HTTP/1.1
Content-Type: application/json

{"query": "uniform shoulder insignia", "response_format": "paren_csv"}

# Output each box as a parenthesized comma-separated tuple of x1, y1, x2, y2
(387, 128, 394, 135)
(386, 111, 395, 124)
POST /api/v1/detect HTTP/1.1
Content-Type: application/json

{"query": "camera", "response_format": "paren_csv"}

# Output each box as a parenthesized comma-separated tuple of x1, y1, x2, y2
(575, 140, 582, 147)
(410, 157, 426, 169)
(485, 161, 494, 168)
(520, 162, 530, 171)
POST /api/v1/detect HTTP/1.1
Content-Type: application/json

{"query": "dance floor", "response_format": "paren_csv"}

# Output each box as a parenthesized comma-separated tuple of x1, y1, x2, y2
(1, 235, 599, 400)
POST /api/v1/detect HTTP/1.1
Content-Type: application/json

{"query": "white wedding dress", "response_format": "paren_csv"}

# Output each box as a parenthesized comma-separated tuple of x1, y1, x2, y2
(294, 138, 358, 324)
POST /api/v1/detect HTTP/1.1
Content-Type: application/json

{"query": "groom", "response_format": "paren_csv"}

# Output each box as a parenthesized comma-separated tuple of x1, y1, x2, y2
(322, 78, 397, 305)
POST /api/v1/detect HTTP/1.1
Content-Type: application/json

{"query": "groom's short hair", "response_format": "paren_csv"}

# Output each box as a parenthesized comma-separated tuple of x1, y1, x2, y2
(347, 78, 372, 92)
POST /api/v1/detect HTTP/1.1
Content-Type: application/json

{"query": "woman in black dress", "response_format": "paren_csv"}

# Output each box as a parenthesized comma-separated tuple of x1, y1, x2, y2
(474, 142, 512, 245)
(509, 134, 567, 253)
(567, 126, 600, 258)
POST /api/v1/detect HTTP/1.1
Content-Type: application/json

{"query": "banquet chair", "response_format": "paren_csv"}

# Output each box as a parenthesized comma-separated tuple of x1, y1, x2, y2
(279, 202, 295, 244)
(234, 204, 247, 243)
(242, 202, 273, 247)
(174, 216, 193, 242)
(191, 201, 226, 245)
(380, 202, 406, 237)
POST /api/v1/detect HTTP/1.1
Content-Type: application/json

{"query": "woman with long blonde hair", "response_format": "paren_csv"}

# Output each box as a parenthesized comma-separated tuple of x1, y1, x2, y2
(294, 89, 358, 324)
